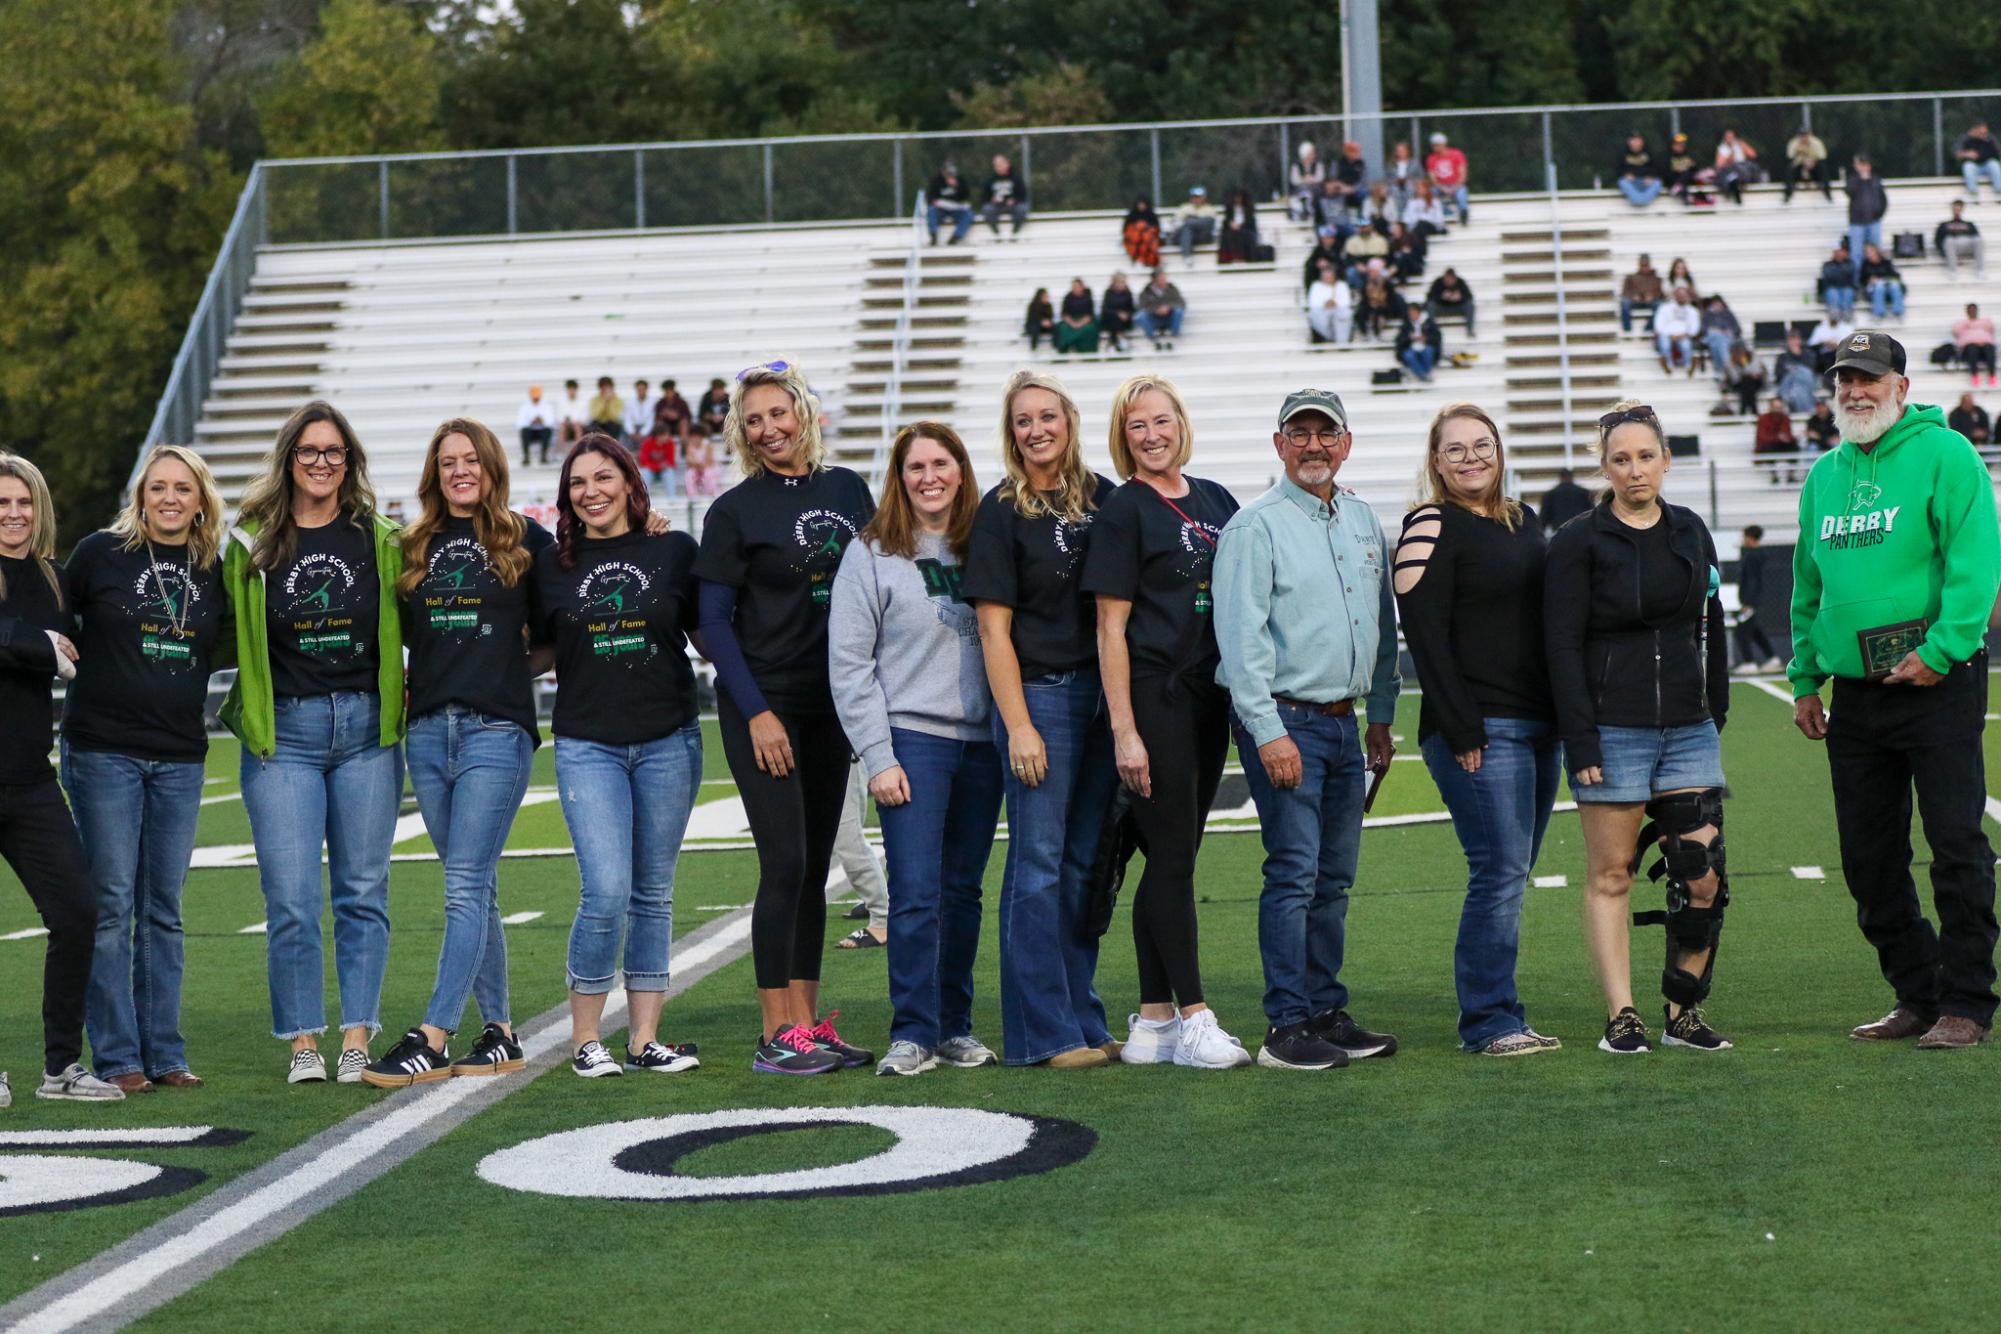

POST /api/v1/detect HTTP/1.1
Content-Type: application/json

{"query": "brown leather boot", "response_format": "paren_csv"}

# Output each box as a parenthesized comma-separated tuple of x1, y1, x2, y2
(1850, 1006, 1934, 1041)
(1916, 1015, 1992, 1050)
(1040, 1047, 1109, 1069)
(154, 1070, 205, 1089)
(108, 1072, 156, 1094)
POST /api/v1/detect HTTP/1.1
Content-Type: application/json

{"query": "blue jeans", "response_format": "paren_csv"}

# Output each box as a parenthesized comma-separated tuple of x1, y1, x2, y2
(1400, 344, 1439, 379)
(1822, 284, 1856, 319)
(995, 670, 1115, 1063)
(927, 203, 972, 243)
(1703, 331, 1735, 374)
(61, 746, 204, 1078)
(405, 708, 533, 1033)
(879, 728, 1004, 1049)
(1963, 159, 2001, 196)
(554, 724, 701, 994)
(240, 693, 402, 1039)
(1419, 718, 1562, 1050)
(1233, 703, 1366, 1028)
(1869, 278, 1906, 318)
(1847, 221, 1882, 281)
(1655, 332, 1692, 367)
(1619, 297, 1659, 333)
(1139, 307, 1185, 340)
(1617, 176, 1662, 207)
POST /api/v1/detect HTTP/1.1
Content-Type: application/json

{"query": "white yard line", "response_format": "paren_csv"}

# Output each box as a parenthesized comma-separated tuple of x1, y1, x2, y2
(497, 911, 544, 925)
(1, 927, 50, 941)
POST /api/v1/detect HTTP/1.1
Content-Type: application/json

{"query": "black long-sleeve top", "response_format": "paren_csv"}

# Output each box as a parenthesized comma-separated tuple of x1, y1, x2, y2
(0, 555, 68, 784)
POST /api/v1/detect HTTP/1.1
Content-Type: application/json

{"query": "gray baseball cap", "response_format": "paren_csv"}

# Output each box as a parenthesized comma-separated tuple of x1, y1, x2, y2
(1278, 389, 1348, 431)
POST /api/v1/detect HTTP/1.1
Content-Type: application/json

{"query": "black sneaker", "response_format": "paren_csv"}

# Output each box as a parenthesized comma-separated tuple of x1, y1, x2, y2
(572, 1040, 624, 1078)
(625, 1040, 701, 1073)
(1598, 1007, 1653, 1054)
(753, 1024, 842, 1075)
(1255, 1021, 1350, 1071)
(360, 1029, 451, 1088)
(1661, 1006, 1733, 1052)
(804, 1011, 873, 1068)
(1311, 1008, 1399, 1060)
(450, 1023, 524, 1077)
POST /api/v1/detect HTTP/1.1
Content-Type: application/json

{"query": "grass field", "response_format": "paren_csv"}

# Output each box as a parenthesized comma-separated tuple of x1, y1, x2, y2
(2, 681, 1998, 1332)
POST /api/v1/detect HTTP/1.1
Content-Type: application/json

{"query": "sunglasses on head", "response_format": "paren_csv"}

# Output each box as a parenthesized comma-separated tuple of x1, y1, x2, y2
(736, 360, 790, 383)
(1598, 405, 1658, 430)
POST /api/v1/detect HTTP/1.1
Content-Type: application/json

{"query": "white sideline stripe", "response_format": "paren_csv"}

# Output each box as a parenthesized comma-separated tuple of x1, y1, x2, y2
(1, 927, 50, 941)
(1986, 796, 2001, 828)
(237, 921, 266, 935)
(1532, 875, 1568, 888)
(199, 792, 241, 806)
(0, 1127, 220, 1147)
(497, 910, 543, 925)
(1747, 679, 1797, 705)
(1792, 866, 1825, 879)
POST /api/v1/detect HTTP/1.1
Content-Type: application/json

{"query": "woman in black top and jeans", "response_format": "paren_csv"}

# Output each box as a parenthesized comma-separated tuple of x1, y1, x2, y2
(1394, 405, 1561, 1056)
(1544, 401, 1732, 1056)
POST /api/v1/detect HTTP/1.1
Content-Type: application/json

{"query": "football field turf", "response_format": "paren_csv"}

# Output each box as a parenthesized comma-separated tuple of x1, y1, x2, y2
(3, 683, 1998, 1331)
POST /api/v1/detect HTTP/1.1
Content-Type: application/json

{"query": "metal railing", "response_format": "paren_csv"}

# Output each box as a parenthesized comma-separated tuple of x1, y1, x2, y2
(869, 194, 928, 486)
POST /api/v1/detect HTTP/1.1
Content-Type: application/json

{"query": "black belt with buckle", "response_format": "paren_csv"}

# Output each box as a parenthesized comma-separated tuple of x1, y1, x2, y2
(1274, 695, 1354, 717)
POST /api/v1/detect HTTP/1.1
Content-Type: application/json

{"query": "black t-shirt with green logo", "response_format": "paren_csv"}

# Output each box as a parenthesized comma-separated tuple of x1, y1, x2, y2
(403, 513, 554, 740)
(535, 528, 700, 745)
(962, 474, 1117, 680)
(692, 466, 875, 713)
(61, 530, 226, 762)
(267, 516, 380, 698)
(1080, 475, 1239, 681)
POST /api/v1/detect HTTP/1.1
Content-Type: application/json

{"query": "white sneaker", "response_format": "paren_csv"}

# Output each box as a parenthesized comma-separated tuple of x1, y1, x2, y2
(287, 1049, 327, 1084)
(1120, 1013, 1180, 1064)
(0, 1071, 11, 1108)
(36, 1063, 126, 1101)
(935, 1035, 998, 1068)
(1174, 1010, 1252, 1069)
(1760, 657, 1785, 673)
(1731, 662, 1760, 676)
(335, 1049, 370, 1084)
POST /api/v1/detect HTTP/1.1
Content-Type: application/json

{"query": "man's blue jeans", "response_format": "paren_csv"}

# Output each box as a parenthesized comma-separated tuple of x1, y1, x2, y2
(1617, 176, 1663, 207)
(405, 708, 533, 1033)
(554, 725, 701, 995)
(1963, 159, 2001, 196)
(1822, 284, 1856, 319)
(927, 203, 972, 243)
(1869, 278, 1906, 319)
(1139, 307, 1185, 340)
(1655, 332, 1692, 368)
(1400, 344, 1439, 379)
(240, 693, 402, 1039)
(1233, 702, 1366, 1028)
(1619, 297, 1659, 333)
(61, 745, 204, 1078)
(1847, 221, 1883, 281)
(879, 728, 1004, 1049)
(994, 670, 1115, 1063)
(1419, 717, 1562, 1050)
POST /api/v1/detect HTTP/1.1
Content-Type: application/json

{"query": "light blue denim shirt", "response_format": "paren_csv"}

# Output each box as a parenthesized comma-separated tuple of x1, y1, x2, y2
(1213, 475, 1401, 747)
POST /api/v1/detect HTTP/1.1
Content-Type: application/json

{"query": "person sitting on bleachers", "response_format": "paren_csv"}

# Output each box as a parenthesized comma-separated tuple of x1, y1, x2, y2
(1386, 139, 1420, 216)
(1425, 132, 1469, 223)
(1953, 302, 1997, 385)
(1665, 256, 1697, 298)
(1653, 286, 1701, 373)
(1621, 255, 1664, 333)
(1167, 186, 1216, 264)
(1386, 223, 1426, 284)
(1394, 301, 1443, 382)
(1123, 196, 1162, 267)
(1100, 272, 1137, 354)
(587, 375, 623, 435)
(697, 378, 728, 437)
(979, 154, 1029, 238)
(1359, 180, 1397, 233)
(1342, 224, 1389, 284)
(925, 161, 974, 245)
(1806, 307, 1856, 375)
(558, 378, 589, 453)
(1218, 189, 1261, 264)
(1803, 399, 1840, 452)
(1859, 242, 1905, 320)
(683, 425, 718, 498)
(1753, 398, 1798, 482)
(1055, 278, 1098, 354)
(1948, 392, 1991, 444)
(1724, 344, 1769, 415)
(1955, 120, 2001, 200)
(1311, 178, 1352, 235)
(655, 379, 692, 439)
(517, 384, 556, 466)
(1334, 141, 1368, 209)
(1934, 200, 1985, 279)
(1024, 287, 1056, 352)
(1713, 128, 1762, 205)
(1614, 131, 1662, 207)
(1137, 267, 1186, 350)
(1781, 127, 1832, 202)
(622, 378, 657, 449)
(644, 389, 688, 497)
(638, 429, 677, 492)
(1699, 295, 1744, 377)
(1425, 267, 1475, 337)
(1816, 244, 1857, 320)
(1664, 132, 1710, 206)
(1774, 329, 1820, 413)
(1302, 227, 1345, 294)
(1356, 267, 1399, 342)
(1305, 258, 1352, 345)
(1402, 179, 1447, 239)
(1289, 141, 1326, 221)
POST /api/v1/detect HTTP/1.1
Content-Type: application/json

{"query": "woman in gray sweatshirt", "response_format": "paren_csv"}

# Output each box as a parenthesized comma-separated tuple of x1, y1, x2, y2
(828, 422, 1003, 1077)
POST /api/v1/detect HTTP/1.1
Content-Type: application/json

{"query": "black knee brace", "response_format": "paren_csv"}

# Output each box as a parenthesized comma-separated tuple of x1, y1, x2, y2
(1630, 790, 1729, 1006)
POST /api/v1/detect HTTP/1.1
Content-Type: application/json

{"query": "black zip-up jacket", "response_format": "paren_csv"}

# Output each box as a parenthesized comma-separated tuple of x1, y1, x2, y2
(1846, 174, 1887, 225)
(1542, 501, 1729, 774)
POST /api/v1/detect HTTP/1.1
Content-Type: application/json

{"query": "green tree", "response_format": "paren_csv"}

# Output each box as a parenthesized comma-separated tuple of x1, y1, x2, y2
(258, 0, 445, 156)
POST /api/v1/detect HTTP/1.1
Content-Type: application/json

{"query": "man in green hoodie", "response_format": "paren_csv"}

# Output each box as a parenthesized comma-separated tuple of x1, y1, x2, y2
(1789, 331, 2001, 1049)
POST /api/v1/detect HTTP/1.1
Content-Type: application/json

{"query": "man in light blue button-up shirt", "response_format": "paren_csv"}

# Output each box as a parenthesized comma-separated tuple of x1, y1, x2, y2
(1214, 389, 1401, 1069)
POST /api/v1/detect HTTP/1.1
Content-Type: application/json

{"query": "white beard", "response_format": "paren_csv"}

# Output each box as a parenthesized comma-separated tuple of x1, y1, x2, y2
(1841, 395, 1904, 445)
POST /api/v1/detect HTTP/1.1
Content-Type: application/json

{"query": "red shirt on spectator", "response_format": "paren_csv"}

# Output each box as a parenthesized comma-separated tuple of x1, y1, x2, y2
(1427, 146, 1468, 188)
(1754, 409, 1796, 454)
(639, 434, 677, 473)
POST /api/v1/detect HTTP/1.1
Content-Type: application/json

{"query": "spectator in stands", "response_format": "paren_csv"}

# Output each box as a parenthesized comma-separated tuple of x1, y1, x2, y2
(1540, 468, 1592, 532)
(1426, 268, 1475, 336)
(656, 379, 692, 438)
(1804, 399, 1840, 452)
(980, 154, 1029, 238)
(1614, 132, 1662, 207)
(1935, 199, 1985, 279)
(1218, 188, 1260, 264)
(1955, 120, 2001, 199)
(1665, 257, 1698, 298)
(1949, 392, 1991, 444)
(622, 378, 657, 447)
(1817, 244, 1857, 320)
(587, 375, 623, 435)
(1306, 258, 1352, 345)
(638, 429, 677, 493)
(1334, 141, 1368, 208)
(1387, 223, 1426, 284)
(1168, 186, 1216, 265)
(647, 388, 689, 497)
(1387, 140, 1420, 215)
(1845, 156, 1888, 282)
(1698, 295, 1743, 378)
(1100, 272, 1136, 353)
(1055, 278, 1098, 354)
(1725, 344, 1769, 415)
(1860, 242, 1905, 320)
(683, 426, 718, 497)
(1732, 526, 1783, 673)
(1395, 301, 1443, 382)
(1357, 268, 1399, 341)
(1620, 254, 1664, 333)
(1342, 225, 1389, 282)
(1713, 128, 1762, 205)
(1024, 287, 1056, 352)
(697, 378, 729, 437)
(1664, 132, 1706, 205)
(1359, 180, 1397, 233)
(1953, 302, 1997, 385)
(1782, 127, 1832, 202)
(1123, 197, 1162, 267)
(517, 384, 556, 466)
(1774, 329, 1820, 413)
(557, 378, 588, 453)
(925, 161, 973, 245)
(1806, 307, 1856, 375)
(1302, 227, 1344, 293)
(1653, 286, 1701, 373)
(1137, 267, 1186, 350)
(1753, 397, 1796, 481)
(1289, 141, 1326, 220)
(1426, 131, 1469, 223)
(1403, 178, 1447, 239)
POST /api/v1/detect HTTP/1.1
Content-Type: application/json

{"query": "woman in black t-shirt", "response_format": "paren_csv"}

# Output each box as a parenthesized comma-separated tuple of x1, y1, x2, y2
(61, 445, 230, 1092)
(962, 368, 1118, 1068)
(1080, 375, 1249, 1069)
(1392, 405, 1560, 1057)
(695, 361, 876, 1076)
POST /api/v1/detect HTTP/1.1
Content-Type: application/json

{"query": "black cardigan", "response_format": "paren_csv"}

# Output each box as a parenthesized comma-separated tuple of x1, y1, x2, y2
(1542, 501, 1729, 774)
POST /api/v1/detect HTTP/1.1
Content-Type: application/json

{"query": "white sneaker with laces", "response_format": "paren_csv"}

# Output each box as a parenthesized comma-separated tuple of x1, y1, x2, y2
(287, 1049, 327, 1084)
(1174, 1010, 1252, 1069)
(935, 1035, 998, 1068)
(335, 1049, 370, 1084)
(1120, 1013, 1181, 1064)
(36, 1063, 126, 1101)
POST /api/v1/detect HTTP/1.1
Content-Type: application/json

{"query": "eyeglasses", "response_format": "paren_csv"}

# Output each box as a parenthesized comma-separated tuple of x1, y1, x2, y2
(736, 360, 791, 382)
(1597, 405, 1658, 431)
(293, 446, 348, 466)
(1282, 428, 1345, 448)
(1438, 439, 1497, 464)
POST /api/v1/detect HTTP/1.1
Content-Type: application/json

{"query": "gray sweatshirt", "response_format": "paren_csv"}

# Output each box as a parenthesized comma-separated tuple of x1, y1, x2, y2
(828, 531, 991, 778)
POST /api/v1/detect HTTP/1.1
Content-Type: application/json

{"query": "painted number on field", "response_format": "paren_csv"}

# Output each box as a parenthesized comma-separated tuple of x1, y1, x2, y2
(0, 1127, 249, 1217)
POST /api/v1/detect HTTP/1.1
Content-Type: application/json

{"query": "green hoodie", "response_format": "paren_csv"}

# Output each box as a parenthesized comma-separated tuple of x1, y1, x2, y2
(1788, 402, 2001, 697)
(220, 514, 406, 756)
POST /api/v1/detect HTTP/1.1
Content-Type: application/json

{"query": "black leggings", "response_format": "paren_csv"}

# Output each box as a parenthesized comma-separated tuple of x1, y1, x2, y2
(1127, 675, 1230, 1007)
(0, 778, 96, 1075)
(717, 693, 852, 990)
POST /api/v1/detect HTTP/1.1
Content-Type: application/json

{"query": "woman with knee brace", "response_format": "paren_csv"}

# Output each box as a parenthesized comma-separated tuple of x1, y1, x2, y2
(1544, 401, 1733, 1054)
(1080, 374, 1251, 1069)
(696, 361, 876, 1075)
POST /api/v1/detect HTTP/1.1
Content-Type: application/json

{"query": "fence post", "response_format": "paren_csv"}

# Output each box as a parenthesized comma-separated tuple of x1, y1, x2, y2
(1541, 110, 1554, 189)
(634, 150, 646, 229)
(1277, 122, 1290, 199)
(256, 168, 269, 245)
(1707, 459, 1720, 530)
(378, 161, 390, 239)
(1669, 106, 1681, 138)
(1150, 128, 1163, 205)
(506, 153, 518, 234)
(1800, 101, 1813, 133)
(1934, 97, 1947, 176)
(892, 139, 903, 216)
(763, 143, 774, 223)
(1021, 136, 1032, 204)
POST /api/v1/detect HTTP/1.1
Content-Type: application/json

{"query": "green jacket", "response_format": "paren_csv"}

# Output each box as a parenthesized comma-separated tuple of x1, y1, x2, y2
(1788, 402, 2001, 696)
(220, 513, 406, 756)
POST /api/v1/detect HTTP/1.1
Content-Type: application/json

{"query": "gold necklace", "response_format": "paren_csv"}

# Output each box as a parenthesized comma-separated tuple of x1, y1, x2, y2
(144, 537, 193, 640)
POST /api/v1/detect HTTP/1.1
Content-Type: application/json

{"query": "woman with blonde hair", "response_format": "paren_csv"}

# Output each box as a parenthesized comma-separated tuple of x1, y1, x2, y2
(223, 401, 406, 1084)
(1081, 374, 1250, 1068)
(695, 360, 877, 1075)
(0, 452, 123, 1102)
(962, 369, 1119, 1068)
(1392, 405, 1561, 1055)
(60, 445, 228, 1092)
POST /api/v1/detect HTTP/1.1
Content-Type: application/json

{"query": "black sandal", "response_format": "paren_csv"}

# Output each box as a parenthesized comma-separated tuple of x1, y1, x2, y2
(836, 926, 886, 950)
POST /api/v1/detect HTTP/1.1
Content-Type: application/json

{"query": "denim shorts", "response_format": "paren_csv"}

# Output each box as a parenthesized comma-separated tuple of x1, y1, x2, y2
(1574, 721, 1724, 804)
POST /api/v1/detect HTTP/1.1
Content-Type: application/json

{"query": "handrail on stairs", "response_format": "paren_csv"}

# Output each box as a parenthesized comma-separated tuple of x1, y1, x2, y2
(869, 193, 927, 488)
